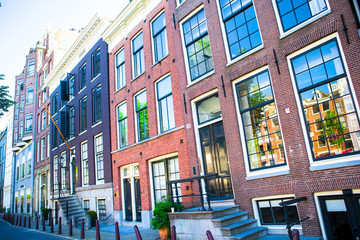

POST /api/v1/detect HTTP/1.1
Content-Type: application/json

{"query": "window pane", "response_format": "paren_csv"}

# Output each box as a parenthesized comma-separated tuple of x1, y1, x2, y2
(197, 94, 221, 124)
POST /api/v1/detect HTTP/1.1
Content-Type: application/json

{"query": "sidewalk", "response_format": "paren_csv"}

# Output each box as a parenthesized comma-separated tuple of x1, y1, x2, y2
(1, 215, 160, 240)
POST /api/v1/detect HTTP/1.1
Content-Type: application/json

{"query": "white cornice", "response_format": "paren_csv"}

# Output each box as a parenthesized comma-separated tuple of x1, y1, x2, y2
(102, 0, 162, 52)
(45, 13, 111, 93)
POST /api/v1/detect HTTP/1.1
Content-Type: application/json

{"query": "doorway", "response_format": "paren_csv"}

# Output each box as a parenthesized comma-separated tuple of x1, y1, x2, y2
(122, 164, 142, 222)
(199, 121, 233, 199)
(319, 193, 360, 240)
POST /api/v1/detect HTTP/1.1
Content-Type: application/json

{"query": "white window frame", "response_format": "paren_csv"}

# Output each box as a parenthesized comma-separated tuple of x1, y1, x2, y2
(53, 155, 58, 191)
(151, 10, 169, 64)
(232, 65, 290, 180)
(148, 152, 178, 210)
(115, 47, 126, 91)
(94, 133, 104, 185)
(176, 0, 186, 7)
(26, 86, 34, 104)
(41, 136, 45, 161)
(179, 5, 215, 86)
(81, 140, 89, 187)
(287, 33, 360, 171)
(271, 0, 331, 39)
(215, 0, 264, 66)
(134, 88, 148, 142)
(96, 197, 107, 220)
(251, 194, 302, 235)
(131, 31, 145, 80)
(116, 101, 128, 149)
(60, 151, 67, 190)
(155, 73, 175, 134)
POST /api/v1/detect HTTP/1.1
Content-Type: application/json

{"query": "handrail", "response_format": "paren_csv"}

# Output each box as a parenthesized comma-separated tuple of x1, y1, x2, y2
(166, 173, 218, 212)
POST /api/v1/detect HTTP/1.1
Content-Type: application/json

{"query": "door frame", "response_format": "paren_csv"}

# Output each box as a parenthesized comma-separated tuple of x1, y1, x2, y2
(120, 163, 141, 222)
(314, 189, 360, 240)
(190, 89, 234, 199)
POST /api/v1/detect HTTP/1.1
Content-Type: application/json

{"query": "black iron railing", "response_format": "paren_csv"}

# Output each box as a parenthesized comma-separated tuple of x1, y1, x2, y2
(167, 173, 218, 212)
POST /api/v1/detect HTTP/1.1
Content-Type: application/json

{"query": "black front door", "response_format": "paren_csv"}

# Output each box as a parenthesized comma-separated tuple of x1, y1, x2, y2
(124, 178, 132, 221)
(199, 121, 233, 199)
(320, 194, 360, 240)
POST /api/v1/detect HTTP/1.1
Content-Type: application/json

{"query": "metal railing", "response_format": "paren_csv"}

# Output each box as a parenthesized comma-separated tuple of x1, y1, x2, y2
(167, 173, 218, 212)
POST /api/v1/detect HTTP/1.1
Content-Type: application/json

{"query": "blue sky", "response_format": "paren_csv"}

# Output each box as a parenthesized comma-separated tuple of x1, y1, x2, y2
(0, 0, 127, 98)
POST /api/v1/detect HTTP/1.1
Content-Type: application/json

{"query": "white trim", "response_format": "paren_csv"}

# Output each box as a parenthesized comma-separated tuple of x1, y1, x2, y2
(215, 0, 264, 66)
(186, 70, 215, 88)
(148, 152, 178, 211)
(232, 65, 290, 178)
(150, 10, 168, 65)
(114, 47, 126, 91)
(313, 190, 360, 240)
(131, 31, 145, 80)
(176, 0, 186, 8)
(179, 4, 215, 85)
(116, 100, 128, 150)
(120, 163, 140, 222)
(155, 73, 174, 134)
(251, 194, 302, 235)
(81, 140, 89, 187)
(134, 88, 147, 143)
(286, 32, 360, 170)
(271, 0, 331, 39)
(353, 0, 360, 26)
(191, 89, 218, 177)
(94, 133, 104, 185)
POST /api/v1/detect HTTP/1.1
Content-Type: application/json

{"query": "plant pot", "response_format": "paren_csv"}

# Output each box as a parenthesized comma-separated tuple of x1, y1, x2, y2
(159, 227, 170, 240)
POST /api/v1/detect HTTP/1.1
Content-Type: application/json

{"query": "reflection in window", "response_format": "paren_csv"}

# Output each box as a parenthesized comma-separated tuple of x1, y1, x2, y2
(135, 90, 149, 141)
(157, 75, 175, 132)
(236, 70, 286, 170)
(219, 0, 262, 59)
(117, 102, 128, 148)
(152, 12, 168, 63)
(291, 39, 360, 160)
(132, 33, 145, 78)
(257, 198, 300, 225)
(152, 157, 180, 203)
(115, 49, 126, 90)
(276, 0, 328, 32)
(197, 94, 221, 124)
(182, 9, 214, 81)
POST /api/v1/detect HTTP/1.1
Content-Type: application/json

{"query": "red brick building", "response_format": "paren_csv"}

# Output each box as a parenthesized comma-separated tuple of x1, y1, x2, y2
(105, 0, 360, 238)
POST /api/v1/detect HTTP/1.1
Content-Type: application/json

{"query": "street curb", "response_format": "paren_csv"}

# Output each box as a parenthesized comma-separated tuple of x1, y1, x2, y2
(0, 218, 78, 240)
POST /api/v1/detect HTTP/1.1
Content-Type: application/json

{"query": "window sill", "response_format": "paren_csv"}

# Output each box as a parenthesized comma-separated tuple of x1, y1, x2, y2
(186, 70, 215, 88)
(79, 130, 87, 136)
(131, 72, 146, 82)
(262, 225, 302, 235)
(279, 10, 331, 39)
(151, 55, 169, 68)
(92, 121, 102, 128)
(246, 166, 290, 180)
(78, 87, 86, 95)
(114, 85, 126, 94)
(310, 154, 360, 171)
(226, 45, 264, 67)
(91, 73, 101, 83)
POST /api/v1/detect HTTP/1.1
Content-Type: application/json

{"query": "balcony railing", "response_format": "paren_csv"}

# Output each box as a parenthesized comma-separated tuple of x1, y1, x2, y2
(167, 173, 218, 212)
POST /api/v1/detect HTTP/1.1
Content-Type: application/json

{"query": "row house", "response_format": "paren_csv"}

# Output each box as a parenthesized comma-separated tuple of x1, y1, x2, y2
(33, 28, 78, 214)
(3, 108, 13, 212)
(102, 0, 190, 227)
(48, 15, 114, 223)
(170, 0, 360, 238)
(11, 48, 36, 215)
(0, 128, 7, 208)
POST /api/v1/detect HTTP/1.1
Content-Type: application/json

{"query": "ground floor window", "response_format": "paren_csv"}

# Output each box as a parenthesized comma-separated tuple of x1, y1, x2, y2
(27, 195, 31, 213)
(97, 198, 106, 220)
(83, 199, 90, 212)
(257, 198, 300, 225)
(152, 157, 180, 204)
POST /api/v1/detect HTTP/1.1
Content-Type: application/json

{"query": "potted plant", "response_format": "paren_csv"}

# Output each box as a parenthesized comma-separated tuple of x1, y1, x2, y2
(86, 210, 97, 227)
(151, 200, 184, 240)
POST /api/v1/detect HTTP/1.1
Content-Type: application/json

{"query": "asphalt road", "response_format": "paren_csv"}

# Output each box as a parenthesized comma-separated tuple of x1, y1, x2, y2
(0, 219, 68, 240)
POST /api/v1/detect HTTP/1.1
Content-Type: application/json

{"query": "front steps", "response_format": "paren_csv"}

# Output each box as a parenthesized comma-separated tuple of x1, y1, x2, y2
(58, 195, 85, 222)
(169, 205, 267, 240)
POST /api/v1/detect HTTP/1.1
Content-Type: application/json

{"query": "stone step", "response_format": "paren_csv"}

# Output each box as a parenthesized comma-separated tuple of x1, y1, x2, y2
(221, 219, 258, 236)
(211, 206, 241, 219)
(206, 199, 236, 207)
(228, 227, 268, 240)
(212, 211, 249, 228)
